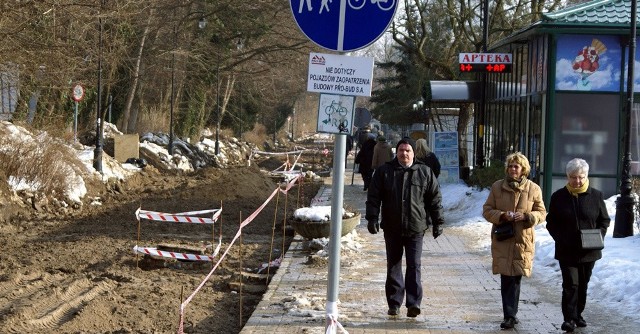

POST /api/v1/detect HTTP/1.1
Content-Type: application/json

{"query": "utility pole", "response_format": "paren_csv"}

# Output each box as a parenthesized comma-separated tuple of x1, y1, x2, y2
(475, 0, 489, 167)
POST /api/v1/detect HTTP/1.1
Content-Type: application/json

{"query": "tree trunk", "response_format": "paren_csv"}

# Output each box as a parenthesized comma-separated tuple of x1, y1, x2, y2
(457, 103, 473, 167)
(218, 74, 236, 127)
(122, 14, 151, 133)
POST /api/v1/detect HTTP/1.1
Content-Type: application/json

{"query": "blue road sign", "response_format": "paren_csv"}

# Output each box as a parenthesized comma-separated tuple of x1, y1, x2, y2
(290, 0, 398, 52)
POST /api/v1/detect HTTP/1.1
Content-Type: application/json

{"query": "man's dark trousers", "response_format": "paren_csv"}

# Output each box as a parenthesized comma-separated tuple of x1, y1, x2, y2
(383, 230, 424, 309)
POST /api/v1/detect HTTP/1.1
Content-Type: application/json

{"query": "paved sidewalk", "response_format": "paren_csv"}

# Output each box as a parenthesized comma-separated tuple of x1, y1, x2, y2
(241, 160, 638, 334)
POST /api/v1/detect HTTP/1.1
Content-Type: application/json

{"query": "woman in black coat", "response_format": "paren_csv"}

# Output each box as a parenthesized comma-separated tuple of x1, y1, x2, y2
(546, 158, 610, 332)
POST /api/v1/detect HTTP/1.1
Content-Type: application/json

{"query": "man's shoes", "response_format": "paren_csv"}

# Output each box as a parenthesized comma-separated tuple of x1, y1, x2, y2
(500, 317, 518, 329)
(387, 307, 399, 316)
(575, 316, 587, 327)
(561, 320, 576, 332)
(407, 306, 421, 318)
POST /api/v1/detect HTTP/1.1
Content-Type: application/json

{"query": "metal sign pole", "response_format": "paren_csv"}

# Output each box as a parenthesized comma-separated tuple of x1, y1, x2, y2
(289, 0, 398, 330)
(326, 133, 345, 331)
(74, 101, 78, 144)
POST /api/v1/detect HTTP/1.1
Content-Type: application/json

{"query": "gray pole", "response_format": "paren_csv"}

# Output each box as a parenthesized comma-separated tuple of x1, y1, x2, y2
(326, 133, 346, 331)
(93, 3, 104, 174)
(74, 101, 78, 144)
(614, 0, 637, 238)
(475, 0, 489, 167)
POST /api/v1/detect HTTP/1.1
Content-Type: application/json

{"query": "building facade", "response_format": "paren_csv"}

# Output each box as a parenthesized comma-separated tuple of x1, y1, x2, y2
(481, 0, 640, 201)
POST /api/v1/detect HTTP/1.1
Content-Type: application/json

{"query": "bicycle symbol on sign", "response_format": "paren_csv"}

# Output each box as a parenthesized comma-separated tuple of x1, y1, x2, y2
(322, 100, 350, 133)
(348, 0, 396, 11)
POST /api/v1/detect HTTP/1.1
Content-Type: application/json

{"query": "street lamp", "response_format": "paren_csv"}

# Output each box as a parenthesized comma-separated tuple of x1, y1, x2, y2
(614, 0, 638, 238)
(412, 100, 424, 112)
(215, 54, 221, 155)
(236, 38, 244, 142)
(93, 2, 105, 174)
(169, 16, 207, 155)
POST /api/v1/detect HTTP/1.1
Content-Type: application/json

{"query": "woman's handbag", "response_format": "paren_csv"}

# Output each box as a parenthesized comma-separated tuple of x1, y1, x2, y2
(579, 229, 604, 250)
(494, 223, 514, 241)
(572, 199, 605, 250)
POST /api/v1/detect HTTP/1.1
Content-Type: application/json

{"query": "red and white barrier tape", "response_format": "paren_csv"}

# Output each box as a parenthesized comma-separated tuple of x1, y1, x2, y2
(177, 175, 301, 334)
(257, 255, 282, 274)
(133, 245, 216, 261)
(251, 149, 305, 156)
(136, 208, 221, 224)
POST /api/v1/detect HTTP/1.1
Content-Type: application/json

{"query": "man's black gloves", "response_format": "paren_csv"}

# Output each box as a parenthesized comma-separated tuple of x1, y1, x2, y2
(367, 220, 380, 234)
(432, 224, 443, 239)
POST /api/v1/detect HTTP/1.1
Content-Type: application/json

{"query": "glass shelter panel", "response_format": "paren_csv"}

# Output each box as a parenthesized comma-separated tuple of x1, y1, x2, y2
(553, 93, 619, 196)
(630, 103, 640, 175)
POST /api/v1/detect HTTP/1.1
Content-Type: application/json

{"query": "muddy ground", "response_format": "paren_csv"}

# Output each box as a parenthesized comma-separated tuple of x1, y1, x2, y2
(0, 156, 325, 334)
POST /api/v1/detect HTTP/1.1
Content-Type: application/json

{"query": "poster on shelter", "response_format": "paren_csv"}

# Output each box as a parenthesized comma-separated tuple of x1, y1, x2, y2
(433, 131, 459, 183)
(555, 34, 621, 91)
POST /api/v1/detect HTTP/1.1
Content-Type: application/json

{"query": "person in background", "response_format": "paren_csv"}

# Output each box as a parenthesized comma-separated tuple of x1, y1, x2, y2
(546, 158, 610, 332)
(355, 134, 376, 190)
(482, 152, 546, 330)
(345, 134, 354, 167)
(414, 138, 441, 178)
(371, 133, 393, 169)
(366, 137, 444, 318)
(357, 125, 372, 149)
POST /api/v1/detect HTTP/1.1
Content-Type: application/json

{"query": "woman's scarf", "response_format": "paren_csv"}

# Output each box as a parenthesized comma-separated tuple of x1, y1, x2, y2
(506, 175, 526, 191)
(566, 178, 589, 197)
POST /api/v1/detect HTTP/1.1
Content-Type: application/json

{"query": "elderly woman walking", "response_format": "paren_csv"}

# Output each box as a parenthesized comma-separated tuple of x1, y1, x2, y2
(482, 152, 546, 329)
(546, 158, 610, 332)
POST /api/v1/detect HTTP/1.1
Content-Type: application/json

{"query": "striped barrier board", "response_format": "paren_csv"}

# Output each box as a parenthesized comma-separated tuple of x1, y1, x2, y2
(133, 245, 216, 262)
(136, 208, 221, 224)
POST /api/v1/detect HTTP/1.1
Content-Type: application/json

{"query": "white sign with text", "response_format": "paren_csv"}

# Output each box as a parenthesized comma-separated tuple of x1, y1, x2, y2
(307, 52, 374, 97)
(316, 94, 355, 134)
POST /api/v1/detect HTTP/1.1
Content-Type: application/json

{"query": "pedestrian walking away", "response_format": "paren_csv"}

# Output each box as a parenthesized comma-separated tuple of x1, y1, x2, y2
(482, 152, 546, 330)
(415, 138, 441, 178)
(546, 158, 610, 333)
(371, 133, 393, 169)
(365, 137, 444, 319)
(355, 134, 376, 191)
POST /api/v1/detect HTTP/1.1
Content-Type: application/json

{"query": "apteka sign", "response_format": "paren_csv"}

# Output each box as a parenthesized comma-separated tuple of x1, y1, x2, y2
(307, 52, 374, 97)
(458, 53, 512, 64)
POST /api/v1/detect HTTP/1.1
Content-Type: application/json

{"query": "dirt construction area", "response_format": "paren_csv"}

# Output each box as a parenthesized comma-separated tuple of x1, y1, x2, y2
(0, 161, 324, 333)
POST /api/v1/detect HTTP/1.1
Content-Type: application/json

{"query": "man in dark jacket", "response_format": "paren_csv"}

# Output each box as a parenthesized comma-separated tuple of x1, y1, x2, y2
(365, 137, 445, 318)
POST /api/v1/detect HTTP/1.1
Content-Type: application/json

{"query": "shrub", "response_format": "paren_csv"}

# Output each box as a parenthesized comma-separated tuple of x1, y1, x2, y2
(243, 123, 268, 148)
(464, 159, 505, 190)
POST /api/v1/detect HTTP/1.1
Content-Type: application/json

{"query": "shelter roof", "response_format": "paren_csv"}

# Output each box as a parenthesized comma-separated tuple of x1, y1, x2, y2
(423, 81, 480, 103)
(542, 0, 634, 25)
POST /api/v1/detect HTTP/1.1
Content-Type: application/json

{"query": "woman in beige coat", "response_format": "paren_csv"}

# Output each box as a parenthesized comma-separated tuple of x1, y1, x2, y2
(482, 152, 546, 329)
